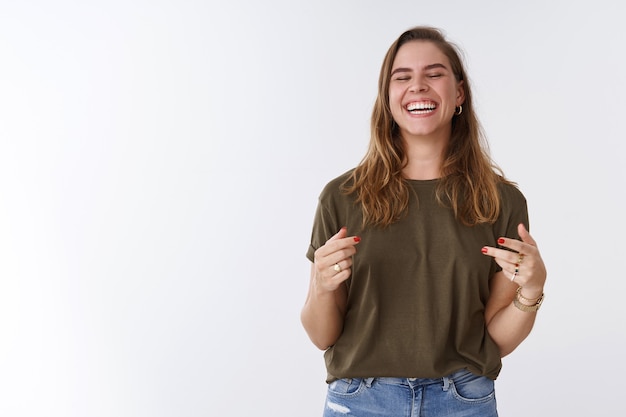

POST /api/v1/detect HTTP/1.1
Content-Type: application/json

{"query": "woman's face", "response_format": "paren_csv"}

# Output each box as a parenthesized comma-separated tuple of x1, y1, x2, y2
(388, 40, 465, 142)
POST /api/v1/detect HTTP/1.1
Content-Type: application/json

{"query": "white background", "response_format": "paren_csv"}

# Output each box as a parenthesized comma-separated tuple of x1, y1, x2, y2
(1, 0, 624, 416)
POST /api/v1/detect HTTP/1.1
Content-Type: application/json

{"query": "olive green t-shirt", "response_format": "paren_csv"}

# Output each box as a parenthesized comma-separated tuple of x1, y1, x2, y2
(306, 170, 528, 382)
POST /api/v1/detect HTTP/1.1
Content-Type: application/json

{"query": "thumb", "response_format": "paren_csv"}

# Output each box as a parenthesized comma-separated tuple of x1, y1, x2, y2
(518, 223, 537, 247)
(327, 226, 348, 242)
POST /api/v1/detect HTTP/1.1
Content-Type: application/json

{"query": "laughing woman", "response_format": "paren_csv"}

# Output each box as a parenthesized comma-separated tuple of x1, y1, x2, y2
(301, 26, 547, 417)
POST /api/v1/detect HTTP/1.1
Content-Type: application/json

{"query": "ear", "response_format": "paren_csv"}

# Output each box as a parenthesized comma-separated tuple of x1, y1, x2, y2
(456, 80, 466, 106)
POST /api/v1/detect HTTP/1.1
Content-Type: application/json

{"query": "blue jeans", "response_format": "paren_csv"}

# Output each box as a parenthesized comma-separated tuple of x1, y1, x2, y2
(323, 369, 497, 417)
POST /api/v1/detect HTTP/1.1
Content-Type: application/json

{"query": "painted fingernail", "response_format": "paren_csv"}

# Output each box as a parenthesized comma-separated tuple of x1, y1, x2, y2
(498, 238, 505, 244)
(481, 247, 488, 253)
(354, 236, 361, 243)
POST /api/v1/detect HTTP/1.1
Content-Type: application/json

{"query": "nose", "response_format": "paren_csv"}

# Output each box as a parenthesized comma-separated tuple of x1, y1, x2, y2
(409, 78, 428, 93)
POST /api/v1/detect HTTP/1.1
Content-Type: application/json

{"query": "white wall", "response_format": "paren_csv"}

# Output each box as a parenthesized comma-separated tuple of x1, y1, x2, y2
(0, 0, 624, 415)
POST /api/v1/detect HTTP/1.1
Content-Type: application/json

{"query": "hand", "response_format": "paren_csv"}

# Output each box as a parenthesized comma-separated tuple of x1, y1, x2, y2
(313, 227, 361, 293)
(482, 223, 547, 297)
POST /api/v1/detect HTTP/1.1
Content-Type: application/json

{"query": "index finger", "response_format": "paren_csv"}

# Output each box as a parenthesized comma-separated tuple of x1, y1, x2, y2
(326, 235, 361, 251)
(496, 236, 534, 256)
(315, 228, 361, 258)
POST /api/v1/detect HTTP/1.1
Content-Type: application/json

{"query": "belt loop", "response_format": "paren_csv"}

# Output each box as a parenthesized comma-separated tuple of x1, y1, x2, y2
(442, 376, 450, 392)
(365, 377, 375, 388)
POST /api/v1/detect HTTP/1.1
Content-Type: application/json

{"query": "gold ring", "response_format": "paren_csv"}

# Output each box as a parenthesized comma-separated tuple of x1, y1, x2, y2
(518, 253, 525, 264)
(333, 263, 342, 273)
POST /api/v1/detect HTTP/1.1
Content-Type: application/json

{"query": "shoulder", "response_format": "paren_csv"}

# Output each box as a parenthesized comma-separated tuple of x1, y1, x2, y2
(318, 169, 356, 201)
(495, 179, 529, 228)
(497, 179, 527, 206)
(310, 169, 362, 238)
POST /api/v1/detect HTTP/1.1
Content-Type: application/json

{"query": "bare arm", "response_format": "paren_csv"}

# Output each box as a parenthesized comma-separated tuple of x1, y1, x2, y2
(300, 227, 360, 350)
(482, 224, 547, 357)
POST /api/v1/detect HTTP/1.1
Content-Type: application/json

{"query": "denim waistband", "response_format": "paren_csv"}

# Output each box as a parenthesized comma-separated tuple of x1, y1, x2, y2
(360, 369, 471, 390)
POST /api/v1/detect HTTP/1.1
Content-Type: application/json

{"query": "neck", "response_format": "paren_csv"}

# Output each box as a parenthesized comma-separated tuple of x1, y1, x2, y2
(401, 135, 448, 180)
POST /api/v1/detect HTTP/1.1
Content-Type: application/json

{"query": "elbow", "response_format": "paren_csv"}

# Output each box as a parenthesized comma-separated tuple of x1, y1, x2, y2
(310, 331, 341, 351)
(300, 312, 337, 351)
(304, 331, 334, 351)
(303, 323, 336, 351)
(312, 340, 331, 351)
(498, 345, 515, 358)
(492, 336, 525, 358)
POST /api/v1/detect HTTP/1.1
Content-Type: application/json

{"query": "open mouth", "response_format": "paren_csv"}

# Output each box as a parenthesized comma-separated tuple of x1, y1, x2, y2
(406, 101, 437, 115)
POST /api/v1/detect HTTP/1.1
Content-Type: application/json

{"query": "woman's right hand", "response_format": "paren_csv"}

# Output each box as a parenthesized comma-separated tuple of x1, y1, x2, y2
(313, 227, 361, 293)
(302, 227, 361, 349)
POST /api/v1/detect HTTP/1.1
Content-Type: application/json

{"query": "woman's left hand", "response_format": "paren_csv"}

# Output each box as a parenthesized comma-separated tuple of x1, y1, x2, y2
(482, 223, 547, 297)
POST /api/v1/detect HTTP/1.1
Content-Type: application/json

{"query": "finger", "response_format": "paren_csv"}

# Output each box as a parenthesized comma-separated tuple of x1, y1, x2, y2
(324, 243, 359, 267)
(487, 256, 525, 285)
(329, 258, 354, 275)
(318, 233, 361, 258)
(482, 246, 523, 267)
(325, 227, 361, 251)
(318, 256, 355, 292)
(323, 268, 353, 291)
(314, 230, 361, 267)
(327, 226, 348, 243)
(518, 223, 537, 247)
(494, 235, 533, 256)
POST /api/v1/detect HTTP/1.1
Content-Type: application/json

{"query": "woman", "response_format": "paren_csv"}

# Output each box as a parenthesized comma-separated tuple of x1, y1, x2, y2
(301, 26, 547, 417)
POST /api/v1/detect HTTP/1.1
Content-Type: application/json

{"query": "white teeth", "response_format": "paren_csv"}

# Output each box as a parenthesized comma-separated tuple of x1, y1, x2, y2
(406, 102, 436, 112)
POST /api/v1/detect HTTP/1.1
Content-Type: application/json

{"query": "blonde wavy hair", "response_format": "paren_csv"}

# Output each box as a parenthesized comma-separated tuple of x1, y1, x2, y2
(343, 26, 513, 227)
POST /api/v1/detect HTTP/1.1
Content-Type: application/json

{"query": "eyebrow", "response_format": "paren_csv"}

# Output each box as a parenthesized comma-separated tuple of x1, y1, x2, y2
(390, 63, 449, 75)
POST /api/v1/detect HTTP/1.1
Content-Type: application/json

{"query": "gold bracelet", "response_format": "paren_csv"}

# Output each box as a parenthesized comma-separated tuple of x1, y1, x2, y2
(513, 287, 544, 312)
(516, 286, 542, 304)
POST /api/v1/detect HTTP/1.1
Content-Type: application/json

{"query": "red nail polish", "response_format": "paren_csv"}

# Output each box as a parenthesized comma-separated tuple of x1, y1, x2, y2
(498, 238, 505, 244)
(354, 236, 361, 243)
(481, 247, 488, 253)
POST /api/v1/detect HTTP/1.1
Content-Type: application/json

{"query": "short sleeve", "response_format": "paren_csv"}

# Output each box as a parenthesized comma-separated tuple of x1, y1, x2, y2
(306, 193, 340, 262)
(305, 172, 355, 262)
(500, 182, 529, 236)
(493, 182, 529, 272)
